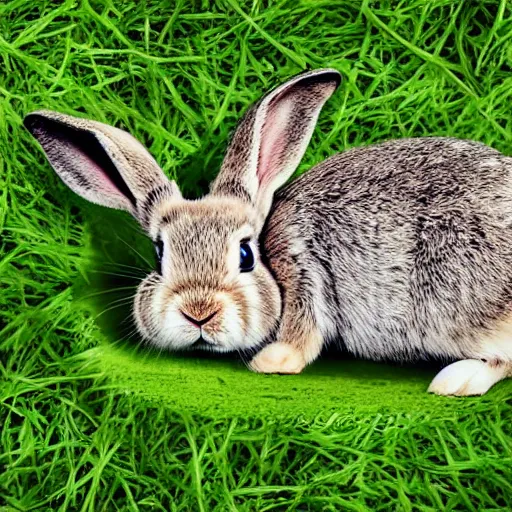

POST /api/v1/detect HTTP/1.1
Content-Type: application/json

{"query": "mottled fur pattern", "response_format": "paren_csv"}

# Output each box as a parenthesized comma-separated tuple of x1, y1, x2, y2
(265, 137, 512, 363)
(24, 69, 512, 396)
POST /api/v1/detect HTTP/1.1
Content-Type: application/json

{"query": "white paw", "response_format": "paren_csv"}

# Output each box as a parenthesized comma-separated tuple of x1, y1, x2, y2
(428, 359, 506, 396)
(249, 342, 306, 374)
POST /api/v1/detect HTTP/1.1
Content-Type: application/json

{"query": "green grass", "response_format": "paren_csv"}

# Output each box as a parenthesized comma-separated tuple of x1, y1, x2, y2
(2, 0, 512, 510)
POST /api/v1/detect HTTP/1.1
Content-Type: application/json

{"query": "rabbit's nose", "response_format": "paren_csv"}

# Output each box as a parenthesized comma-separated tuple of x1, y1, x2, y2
(180, 310, 218, 327)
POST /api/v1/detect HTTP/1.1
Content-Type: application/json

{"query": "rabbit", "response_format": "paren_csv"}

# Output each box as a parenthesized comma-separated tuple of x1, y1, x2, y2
(24, 68, 512, 396)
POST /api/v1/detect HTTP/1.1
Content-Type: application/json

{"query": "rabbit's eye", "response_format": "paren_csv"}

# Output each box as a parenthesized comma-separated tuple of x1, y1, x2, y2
(240, 241, 255, 272)
(154, 239, 164, 274)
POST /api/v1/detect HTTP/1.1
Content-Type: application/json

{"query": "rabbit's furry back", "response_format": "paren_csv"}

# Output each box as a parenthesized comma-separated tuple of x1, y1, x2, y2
(264, 137, 512, 362)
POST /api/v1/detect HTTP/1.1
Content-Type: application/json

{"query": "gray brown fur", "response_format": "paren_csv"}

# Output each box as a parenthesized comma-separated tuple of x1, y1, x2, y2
(264, 137, 512, 362)
(24, 68, 512, 395)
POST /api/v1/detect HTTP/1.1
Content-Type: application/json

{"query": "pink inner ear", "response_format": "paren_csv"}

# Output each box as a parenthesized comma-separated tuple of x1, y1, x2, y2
(53, 133, 135, 210)
(85, 154, 125, 196)
(257, 96, 293, 189)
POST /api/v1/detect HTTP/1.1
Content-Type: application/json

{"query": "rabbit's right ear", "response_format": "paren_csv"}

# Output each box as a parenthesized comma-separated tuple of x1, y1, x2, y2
(24, 111, 181, 228)
(210, 69, 341, 223)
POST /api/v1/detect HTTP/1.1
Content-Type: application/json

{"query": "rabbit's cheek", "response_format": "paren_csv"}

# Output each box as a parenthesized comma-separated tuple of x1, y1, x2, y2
(207, 292, 245, 348)
(161, 303, 200, 349)
(133, 273, 161, 340)
(140, 284, 197, 350)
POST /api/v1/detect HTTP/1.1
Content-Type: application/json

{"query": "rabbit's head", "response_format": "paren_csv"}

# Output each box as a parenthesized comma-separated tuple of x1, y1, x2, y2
(24, 69, 341, 352)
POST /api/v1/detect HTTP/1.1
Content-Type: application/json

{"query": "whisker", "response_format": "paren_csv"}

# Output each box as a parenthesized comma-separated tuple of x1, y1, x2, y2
(103, 261, 150, 274)
(94, 298, 136, 320)
(88, 269, 145, 280)
(79, 286, 138, 301)
(120, 325, 141, 343)
(81, 256, 148, 273)
(116, 235, 154, 269)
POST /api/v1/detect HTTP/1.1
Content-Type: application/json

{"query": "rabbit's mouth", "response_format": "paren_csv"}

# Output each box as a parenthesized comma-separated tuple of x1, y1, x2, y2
(190, 334, 215, 350)
(189, 336, 233, 353)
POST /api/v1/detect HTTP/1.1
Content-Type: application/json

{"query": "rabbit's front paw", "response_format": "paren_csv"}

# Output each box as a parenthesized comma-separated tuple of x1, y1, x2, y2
(249, 342, 306, 374)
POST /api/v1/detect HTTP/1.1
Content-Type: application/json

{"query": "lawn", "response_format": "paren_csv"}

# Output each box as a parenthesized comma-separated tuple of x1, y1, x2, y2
(1, 0, 512, 510)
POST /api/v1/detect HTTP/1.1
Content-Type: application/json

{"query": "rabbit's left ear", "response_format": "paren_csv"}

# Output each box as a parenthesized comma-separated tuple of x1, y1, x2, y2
(210, 68, 341, 220)
(24, 111, 181, 226)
